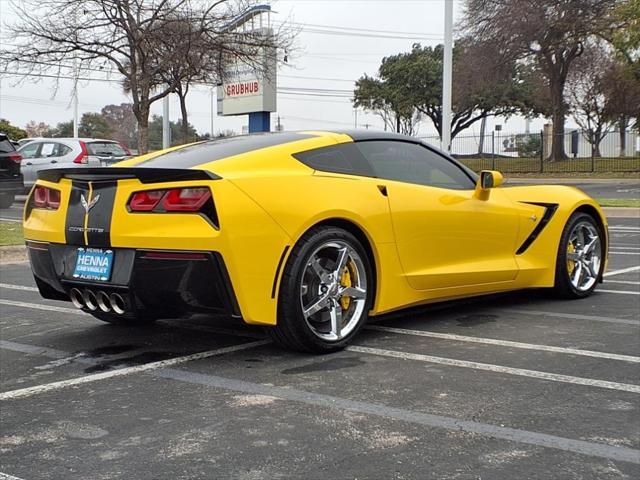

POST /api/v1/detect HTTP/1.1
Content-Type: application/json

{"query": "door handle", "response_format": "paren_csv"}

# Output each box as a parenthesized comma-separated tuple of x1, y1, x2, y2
(377, 185, 388, 197)
(50, 160, 57, 164)
(26, 162, 32, 165)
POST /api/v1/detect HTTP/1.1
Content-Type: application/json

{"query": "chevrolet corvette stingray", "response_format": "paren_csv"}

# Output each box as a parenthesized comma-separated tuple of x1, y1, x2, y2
(23, 131, 608, 352)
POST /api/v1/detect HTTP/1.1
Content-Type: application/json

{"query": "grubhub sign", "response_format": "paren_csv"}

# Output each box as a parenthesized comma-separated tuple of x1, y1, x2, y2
(217, 45, 277, 116)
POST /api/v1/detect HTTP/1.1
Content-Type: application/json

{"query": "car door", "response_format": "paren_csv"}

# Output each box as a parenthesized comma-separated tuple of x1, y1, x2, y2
(18, 141, 43, 187)
(28, 142, 69, 181)
(356, 140, 521, 291)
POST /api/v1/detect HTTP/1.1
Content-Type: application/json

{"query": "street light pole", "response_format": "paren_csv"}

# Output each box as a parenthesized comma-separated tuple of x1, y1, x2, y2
(73, 62, 79, 138)
(162, 94, 170, 149)
(441, 0, 453, 153)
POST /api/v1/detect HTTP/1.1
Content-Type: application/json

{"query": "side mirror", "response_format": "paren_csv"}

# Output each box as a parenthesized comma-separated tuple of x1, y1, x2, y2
(474, 170, 504, 199)
(478, 170, 504, 190)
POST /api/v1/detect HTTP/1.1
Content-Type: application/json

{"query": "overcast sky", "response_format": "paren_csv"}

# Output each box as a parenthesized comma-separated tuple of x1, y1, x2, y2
(0, 0, 570, 141)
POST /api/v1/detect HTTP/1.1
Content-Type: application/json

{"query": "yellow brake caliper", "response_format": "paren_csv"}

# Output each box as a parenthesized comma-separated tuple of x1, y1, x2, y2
(567, 243, 576, 275)
(340, 265, 352, 310)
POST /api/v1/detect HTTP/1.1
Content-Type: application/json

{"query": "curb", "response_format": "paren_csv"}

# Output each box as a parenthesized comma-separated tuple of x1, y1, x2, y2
(602, 207, 640, 219)
(0, 244, 28, 264)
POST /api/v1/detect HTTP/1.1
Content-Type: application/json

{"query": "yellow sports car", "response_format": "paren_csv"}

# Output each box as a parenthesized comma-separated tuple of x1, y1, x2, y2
(23, 131, 608, 352)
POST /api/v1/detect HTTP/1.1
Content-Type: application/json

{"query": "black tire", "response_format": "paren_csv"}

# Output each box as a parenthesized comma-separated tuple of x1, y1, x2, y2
(89, 311, 157, 326)
(270, 226, 374, 353)
(0, 193, 15, 209)
(553, 212, 605, 299)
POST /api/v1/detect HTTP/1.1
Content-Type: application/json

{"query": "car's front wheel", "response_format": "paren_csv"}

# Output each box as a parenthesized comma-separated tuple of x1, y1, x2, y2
(554, 212, 605, 298)
(270, 226, 373, 353)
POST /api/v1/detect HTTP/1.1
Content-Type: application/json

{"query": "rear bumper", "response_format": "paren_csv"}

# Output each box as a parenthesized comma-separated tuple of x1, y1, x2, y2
(26, 241, 241, 320)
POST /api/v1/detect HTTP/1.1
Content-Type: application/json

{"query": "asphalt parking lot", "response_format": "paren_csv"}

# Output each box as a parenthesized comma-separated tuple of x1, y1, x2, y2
(0, 218, 638, 479)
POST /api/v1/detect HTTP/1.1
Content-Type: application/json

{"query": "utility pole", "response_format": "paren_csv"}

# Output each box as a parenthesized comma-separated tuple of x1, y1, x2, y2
(162, 94, 170, 149)
(354, 108, 358, 129)
(73, 62, 79, 138)
(441, 0, 453, 153)
(210, 88, 215, 138)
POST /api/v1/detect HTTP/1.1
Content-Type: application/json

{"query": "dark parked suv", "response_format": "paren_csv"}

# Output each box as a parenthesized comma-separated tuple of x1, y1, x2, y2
(0, 133, 24, 208)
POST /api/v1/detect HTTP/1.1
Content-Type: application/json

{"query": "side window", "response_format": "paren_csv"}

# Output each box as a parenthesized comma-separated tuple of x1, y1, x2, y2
(0, 139, 14, 153)
(19, 142, 41, 159)
(356, 141, 475, 190)
(40, 143, 58, 157)
(293, 143, 374, 176)
(58, 144, 73, 156)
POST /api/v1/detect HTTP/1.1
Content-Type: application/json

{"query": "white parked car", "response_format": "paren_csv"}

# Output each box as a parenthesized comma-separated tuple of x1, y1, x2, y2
(18, 138, 132, 189)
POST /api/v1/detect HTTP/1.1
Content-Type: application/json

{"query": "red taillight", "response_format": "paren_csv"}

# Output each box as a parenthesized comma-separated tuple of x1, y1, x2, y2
(8, 153, 22, 163)
(162, 188, 211, 212)
(32, 186, 61, 210)
(129, 190, 165, 211)
(127, 187, 211, 213)
(73, 141, 89, 164)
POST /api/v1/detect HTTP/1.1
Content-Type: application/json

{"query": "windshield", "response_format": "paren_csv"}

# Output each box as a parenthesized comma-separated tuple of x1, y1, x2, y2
(87, 142, 127, 156)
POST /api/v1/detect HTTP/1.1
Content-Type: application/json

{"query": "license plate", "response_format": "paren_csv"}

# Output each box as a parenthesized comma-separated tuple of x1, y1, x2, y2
(73, 247, 114, 281)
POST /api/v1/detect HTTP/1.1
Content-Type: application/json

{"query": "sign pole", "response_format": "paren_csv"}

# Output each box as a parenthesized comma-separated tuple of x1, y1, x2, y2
(162, 95, 170, 149)
(442, 0, 453, 153)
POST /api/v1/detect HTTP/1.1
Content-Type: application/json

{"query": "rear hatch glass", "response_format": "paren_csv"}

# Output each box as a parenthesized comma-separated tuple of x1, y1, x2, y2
(87, 142, 127, 157)
(0, 139, 16, 153)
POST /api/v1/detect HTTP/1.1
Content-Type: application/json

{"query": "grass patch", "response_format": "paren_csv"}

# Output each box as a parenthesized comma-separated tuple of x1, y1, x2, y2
(458, 156, 640, 175)
(596, 198, 640, 208)
(0, 221, 24, 246)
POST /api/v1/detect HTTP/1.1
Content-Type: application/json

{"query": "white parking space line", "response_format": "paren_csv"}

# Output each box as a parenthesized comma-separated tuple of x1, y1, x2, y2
(3, 289, 638, 329)
(609, 252, 640, 256)
(597, 289, 640, 295)
(610, 246, 640, 250)
(0, 472, 26, 480)
(0, 283, 38, 292)
(606, 280, 640, 285)
(501, 309, 639, 326)
(0, 218, 21, 223)
(348, 346, 640, 394)
(158, 369, 640, 464)
(366, 326, 640, 363)
(604, 266, 640, 277)
(0, 340, 269, 401)
(0, 299, 84, 316)
(0, 340, 70, 359)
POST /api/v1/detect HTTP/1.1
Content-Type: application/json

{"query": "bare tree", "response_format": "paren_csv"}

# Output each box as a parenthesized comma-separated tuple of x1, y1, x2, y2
(2, 0, 291, 153)
(603, 60, 640, 156)
(24, 121, 53, 137)
(462, 0, 616, 161)
(151, 15, 220, 144)
(567, 44, 615, 157)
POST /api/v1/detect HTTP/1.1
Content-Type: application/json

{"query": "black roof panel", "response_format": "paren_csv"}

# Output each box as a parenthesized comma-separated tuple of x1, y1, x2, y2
(138, 132, 318, 169)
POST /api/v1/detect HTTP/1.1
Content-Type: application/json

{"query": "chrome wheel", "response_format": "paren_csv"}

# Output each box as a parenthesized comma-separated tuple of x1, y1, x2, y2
(300, 240, 367, 342)
(566, 221, 602, 292)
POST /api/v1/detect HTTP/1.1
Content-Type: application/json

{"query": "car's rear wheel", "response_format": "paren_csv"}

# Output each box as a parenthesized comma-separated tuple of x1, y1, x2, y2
(270, 226, 373, 353)
(0, 193, 15, 209)
(553, 212, 604, 298)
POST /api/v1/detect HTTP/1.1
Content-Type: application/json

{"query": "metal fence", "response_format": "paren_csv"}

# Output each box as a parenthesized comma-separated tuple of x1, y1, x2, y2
(420, 130, 640, 174)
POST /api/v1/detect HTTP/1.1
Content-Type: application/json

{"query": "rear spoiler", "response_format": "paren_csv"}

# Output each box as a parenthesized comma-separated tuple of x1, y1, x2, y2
(37, 167, 220, 184)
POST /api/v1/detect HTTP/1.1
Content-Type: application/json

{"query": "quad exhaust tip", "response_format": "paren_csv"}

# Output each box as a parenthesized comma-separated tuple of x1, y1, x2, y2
(83, 289, 98, 311)
(69, 288, 84, 309)
(96, 291, 111, 313)
(110, 293, 126, 315)
(69, 288, 126, 315)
